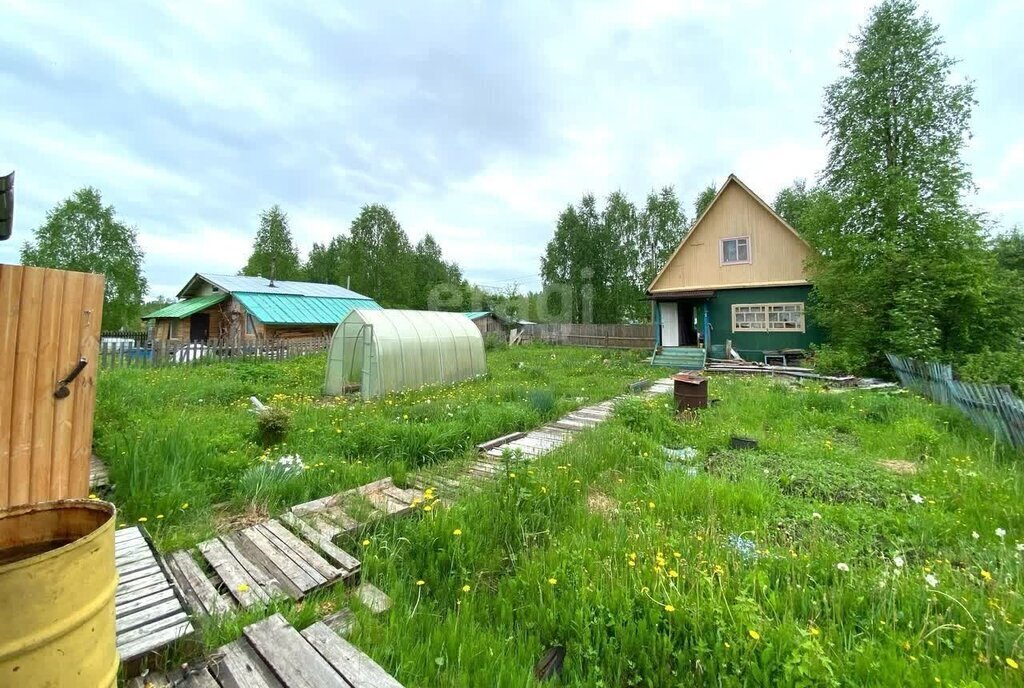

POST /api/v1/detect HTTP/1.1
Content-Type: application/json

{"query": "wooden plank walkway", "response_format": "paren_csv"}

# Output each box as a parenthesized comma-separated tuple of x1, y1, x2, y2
(170, 518, 360, 612)
(286, 477, 421, 541)
(451, 379, 674, 482)
(127, 613, 405, 688)
(114, 526, 194, 665)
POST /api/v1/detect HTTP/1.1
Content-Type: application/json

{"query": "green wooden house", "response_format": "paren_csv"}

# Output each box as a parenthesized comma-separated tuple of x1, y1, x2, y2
(647, 174, 823, 367)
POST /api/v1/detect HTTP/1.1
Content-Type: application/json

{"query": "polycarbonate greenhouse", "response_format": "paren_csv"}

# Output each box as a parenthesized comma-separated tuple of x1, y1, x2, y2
(324, 309, 487, 399)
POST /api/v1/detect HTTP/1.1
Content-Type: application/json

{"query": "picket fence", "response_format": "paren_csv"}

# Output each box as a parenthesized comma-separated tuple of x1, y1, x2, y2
(520, 323, 653, 349)
(887, 353, 1024, 448)
(99, 337, 330, 369)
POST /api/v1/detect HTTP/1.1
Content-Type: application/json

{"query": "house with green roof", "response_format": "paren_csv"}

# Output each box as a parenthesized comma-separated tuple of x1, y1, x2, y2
(143, 273, 381, 342)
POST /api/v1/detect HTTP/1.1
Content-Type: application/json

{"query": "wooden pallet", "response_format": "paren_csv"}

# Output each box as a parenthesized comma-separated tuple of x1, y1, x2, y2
(114, 527, 194, 664)
(127, 613, 405, 688)
(288, 477, 420, 540)
(90, 453, 109, 489)
(190, 519, 359, 609)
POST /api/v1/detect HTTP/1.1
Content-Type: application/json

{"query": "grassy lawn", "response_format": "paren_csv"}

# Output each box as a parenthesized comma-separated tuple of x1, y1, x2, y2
(97, 348, 1024, 686)
(94, 344, 652, 550)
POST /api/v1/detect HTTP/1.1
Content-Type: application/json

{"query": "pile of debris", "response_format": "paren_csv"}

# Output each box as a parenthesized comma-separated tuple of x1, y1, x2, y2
(706, 359, 897, 390)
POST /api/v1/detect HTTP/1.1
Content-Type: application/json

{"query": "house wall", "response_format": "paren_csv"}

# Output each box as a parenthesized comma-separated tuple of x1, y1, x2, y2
(651, 181, 811, 292)
(707, 285, 823, 360)
(470, 315, 508, 338)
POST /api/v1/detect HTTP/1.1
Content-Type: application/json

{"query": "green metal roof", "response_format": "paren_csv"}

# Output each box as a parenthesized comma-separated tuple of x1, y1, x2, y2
(233, 293, 382, 325)
(463, 311, 492, 320)
(142, 293, 227, 319)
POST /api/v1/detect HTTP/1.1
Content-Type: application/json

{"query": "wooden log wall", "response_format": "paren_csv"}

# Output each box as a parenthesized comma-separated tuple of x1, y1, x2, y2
(520, 323, 654, 349)
(0, 264, 105, 508)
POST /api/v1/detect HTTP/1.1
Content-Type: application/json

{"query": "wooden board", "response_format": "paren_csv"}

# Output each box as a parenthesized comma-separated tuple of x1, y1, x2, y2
(301, 622, 404, 688)
(0, 265, 103, 508)
(243, 614, 350, 688)
(113, 526, 194, 663)
(89, 453, 109, 489)
(166, 549, 236, 617)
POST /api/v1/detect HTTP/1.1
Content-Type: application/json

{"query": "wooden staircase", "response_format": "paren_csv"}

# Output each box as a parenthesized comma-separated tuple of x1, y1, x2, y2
(650, 346, 706, 370)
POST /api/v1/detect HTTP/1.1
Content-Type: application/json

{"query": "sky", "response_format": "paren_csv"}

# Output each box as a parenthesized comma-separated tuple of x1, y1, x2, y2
(2, 0, 1022, 298)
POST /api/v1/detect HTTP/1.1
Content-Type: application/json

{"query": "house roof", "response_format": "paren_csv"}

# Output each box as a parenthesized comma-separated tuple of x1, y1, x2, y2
(233, 293, 382, 325)
(647, 174, 810, 293)
(463, 311, 493, 320)
(178, 273, 374, 300)
(142, 293, 228, 319)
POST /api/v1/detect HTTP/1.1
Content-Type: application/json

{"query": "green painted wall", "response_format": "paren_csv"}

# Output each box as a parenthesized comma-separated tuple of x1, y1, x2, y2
(707, 285, 823, 359)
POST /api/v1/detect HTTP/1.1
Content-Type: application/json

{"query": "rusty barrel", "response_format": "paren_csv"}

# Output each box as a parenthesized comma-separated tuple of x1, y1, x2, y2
(0, 499, 118, 687)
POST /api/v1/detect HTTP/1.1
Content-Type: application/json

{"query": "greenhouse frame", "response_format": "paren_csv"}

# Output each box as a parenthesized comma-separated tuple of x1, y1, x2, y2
(324, 309, 487, 399)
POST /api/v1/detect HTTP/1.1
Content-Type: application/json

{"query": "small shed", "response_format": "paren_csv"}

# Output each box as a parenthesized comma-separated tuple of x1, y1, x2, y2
(464, 311, 509, 340)
(325, 309, 487, 399)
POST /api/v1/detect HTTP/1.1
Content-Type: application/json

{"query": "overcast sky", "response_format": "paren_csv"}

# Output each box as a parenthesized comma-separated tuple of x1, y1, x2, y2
(2, 0, 1021, 297)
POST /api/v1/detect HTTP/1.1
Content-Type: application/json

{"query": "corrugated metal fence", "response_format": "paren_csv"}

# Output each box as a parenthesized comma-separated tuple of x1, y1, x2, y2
(520, 323, 653, 349)
(99, 337, 330, 369)
(887, 353, 1024, 448)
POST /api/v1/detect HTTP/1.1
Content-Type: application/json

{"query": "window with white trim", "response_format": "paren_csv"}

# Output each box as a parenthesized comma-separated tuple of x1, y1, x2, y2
(731, 303, 805, 332)
(721, 236, 750, 264)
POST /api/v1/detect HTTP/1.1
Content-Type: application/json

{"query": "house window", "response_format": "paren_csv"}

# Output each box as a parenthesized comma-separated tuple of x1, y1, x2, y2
(731, 303, 805, 332)
(168, 319, 179, 339)
(721, 236, 751, 264)
(245, 314, 257, 335)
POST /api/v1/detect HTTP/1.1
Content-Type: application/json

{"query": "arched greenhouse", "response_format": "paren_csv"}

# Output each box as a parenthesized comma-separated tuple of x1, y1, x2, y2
(324, 309, 487, 399)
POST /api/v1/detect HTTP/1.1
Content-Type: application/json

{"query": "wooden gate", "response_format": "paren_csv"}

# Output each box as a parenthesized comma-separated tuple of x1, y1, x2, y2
(0, 264, 104, 508)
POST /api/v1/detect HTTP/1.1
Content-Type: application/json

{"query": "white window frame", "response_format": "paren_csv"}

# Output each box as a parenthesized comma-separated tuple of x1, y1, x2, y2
(731, 302, 805, 333)
(720, 235, 751, 265)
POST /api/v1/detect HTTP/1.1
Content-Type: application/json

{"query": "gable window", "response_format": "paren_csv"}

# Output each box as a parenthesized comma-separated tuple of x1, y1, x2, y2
(721, 236, 751, 265)
(731, 303, 805, 332)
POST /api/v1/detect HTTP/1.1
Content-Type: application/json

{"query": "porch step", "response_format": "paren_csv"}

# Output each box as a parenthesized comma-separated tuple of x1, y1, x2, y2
(650, 347, 706, 370)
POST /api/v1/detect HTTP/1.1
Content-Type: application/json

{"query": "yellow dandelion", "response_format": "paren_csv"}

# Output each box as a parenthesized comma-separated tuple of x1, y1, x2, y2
(668, 570, 679, 578)
(462, 584, 471, 593)
(809, 626, 820, 637)
(748, 629, 760, 641)
(137, 516, 148, 523)
(88, 493, 98, 500)
(180, 502, 189, 509)
(362, 539, 370, 546)
(236, 583, 250, 593)
(980, 569, 993, 581)
(664, 604, 675, 613)
(1008, 658, 1019, 670)
(156, 514, 164, 519)
(453, 529, 462, 536)
(548, 578, 558, 586)
(416, 580, 425, 586)
(424, 505, 433, 512)
(648, 501, 655, 509)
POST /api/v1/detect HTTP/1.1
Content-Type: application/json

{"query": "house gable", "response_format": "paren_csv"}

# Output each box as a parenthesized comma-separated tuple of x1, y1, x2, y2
(649, 175, 812, 293)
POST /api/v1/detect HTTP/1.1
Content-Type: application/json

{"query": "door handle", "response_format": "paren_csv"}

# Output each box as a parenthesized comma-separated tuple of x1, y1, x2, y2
(54, 358, 88, 399)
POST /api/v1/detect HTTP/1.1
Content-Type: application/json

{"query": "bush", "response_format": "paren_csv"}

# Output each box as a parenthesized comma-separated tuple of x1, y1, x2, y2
(483, 332, 507, 351)
(525, 388, 557, 416)
(808, 344, 869, 376)
(255, 406, 291, 446)
(959, 350, 1024, 396)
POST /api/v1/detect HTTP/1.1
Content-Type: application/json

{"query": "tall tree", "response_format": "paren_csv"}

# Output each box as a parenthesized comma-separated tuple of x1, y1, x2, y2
(412, 234, 466, 310)
(992, 226, 1024, 277)
(811, 0, 1018, 365)
(693, 183, 717, 220)
(600, 191, 639, 323)
(345, 204, 415, 307)
(242, 205, 302, 281)
(772, 179, 842, 247)
(304, 235, 349, 286)
(21, 187, 147, 329)
(636, 186, 687, 295)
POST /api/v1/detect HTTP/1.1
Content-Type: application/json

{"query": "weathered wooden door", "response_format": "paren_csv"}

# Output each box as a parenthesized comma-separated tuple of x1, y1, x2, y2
(0, 264, 104, 508)
(190, 312, 210, 341)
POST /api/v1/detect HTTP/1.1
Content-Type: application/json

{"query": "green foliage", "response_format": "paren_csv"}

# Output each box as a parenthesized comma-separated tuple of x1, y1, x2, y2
(255, 406, 291, 446)
(992, 226, 1024, 277)
(808, 344, 870, 376)
(525, 388, 556, 415)
(959, 350, 1024, 396)
(21, 186, 147, 329)
(482, 332, 506, 351)
(810, 0, 1024, 369)
(242, 205, 302, 281)
(693, 182, 717, 219)
(540, 188, 687, 323)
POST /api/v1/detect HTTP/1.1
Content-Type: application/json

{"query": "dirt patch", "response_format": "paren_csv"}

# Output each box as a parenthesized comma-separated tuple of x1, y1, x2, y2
(877, 459, 918, 475)
(587, 489, 619, 518)
(214, 502, 269, 532)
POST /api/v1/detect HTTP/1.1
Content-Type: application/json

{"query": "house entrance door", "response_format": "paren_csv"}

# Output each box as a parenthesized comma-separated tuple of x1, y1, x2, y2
(190, 313, 210, 341)
(660, 302, 679, 347)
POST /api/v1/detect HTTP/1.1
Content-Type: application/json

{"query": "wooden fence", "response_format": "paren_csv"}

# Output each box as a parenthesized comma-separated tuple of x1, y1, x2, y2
(100, 329, 148, 345)
(519, 323, 654, 349)
(98, 337, 331, 369)
(0, 264, 105, 508)
(887, 353, 1024, 449)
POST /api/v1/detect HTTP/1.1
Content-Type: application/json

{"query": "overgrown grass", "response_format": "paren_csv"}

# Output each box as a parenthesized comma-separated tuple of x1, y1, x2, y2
(345, 376, 1024, 686)
(95, 344, 650, 549)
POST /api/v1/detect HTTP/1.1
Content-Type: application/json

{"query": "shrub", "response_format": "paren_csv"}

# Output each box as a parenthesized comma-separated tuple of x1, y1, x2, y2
(525, 389, 557, 416)
(959, 350, 1024, 396)
(255, 406, 291, 446)
(483, 332, 507, 351)
(808, 344, 870, 376)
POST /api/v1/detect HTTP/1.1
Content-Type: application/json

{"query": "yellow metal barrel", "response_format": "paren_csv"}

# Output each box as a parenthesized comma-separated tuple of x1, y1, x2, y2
(0, 499, 118, 687)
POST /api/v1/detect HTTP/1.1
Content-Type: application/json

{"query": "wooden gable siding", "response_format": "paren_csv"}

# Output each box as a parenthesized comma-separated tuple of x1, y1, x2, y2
(650, 179, 811, 293)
